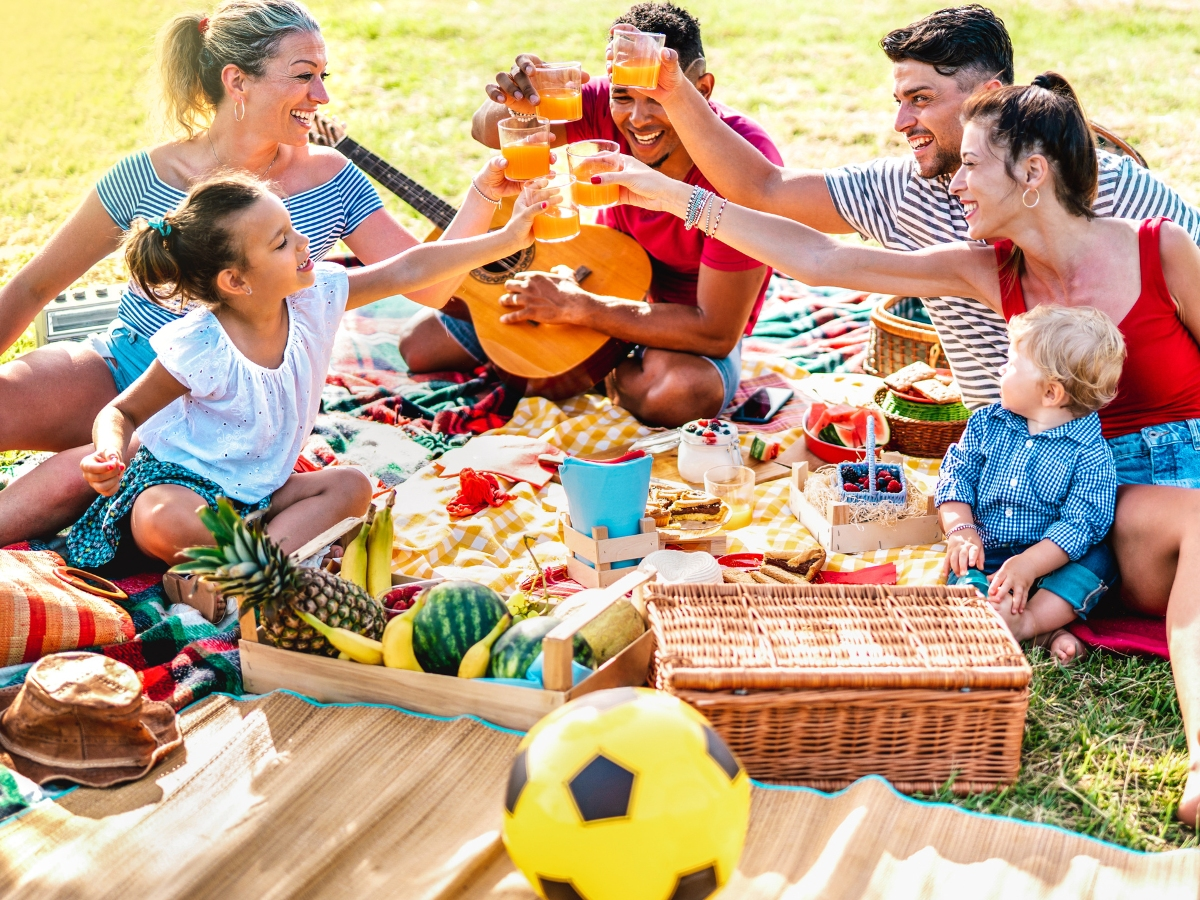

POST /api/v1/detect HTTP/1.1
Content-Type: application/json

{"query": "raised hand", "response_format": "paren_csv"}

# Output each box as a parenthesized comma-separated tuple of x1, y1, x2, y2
(502, 178, 561, 247)
(80, 449, 126, 497)
(484, 53, 591, 115)
(605, 24, 688, 103)
(592, 154, 677, 211)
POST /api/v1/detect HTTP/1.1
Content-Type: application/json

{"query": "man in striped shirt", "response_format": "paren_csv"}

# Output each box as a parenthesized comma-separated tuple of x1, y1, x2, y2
(647, 4, 1200, 408)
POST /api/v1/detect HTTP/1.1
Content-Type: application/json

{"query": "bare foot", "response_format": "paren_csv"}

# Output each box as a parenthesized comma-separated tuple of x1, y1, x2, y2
(1177, 767, 1200, 829)
(1048, 628, 1087, 666)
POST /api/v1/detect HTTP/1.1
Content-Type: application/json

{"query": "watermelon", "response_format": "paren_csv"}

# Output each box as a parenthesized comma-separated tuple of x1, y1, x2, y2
(488, 617, 593, 680)
(412, 581, 509, 675)
(808, 403, 889, 448)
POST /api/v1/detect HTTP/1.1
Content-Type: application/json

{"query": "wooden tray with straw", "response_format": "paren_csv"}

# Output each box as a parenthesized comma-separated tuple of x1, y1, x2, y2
(645, 583, 1031, 794)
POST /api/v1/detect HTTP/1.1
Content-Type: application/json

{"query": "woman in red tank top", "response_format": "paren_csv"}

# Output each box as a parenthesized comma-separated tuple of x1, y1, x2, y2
(606, 72, 1200, 826)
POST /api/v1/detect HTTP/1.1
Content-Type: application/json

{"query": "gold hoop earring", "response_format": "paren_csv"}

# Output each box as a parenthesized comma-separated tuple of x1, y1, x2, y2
(1022, 188, 1040, 209)
(234, 98, 245, 122)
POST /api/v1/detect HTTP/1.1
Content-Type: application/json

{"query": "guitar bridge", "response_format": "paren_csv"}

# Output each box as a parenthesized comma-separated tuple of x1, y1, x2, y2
(573, 265, 593, 285)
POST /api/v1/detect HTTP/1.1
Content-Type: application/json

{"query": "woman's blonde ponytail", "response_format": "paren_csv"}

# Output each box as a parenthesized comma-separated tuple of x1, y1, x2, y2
(158, 13, 210, 138)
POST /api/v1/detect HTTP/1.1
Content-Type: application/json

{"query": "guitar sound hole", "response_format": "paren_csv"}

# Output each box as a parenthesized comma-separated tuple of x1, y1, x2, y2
(470, 244, 536, 284)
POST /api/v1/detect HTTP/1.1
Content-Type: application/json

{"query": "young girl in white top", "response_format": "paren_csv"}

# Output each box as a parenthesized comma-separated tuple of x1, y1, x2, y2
(69, 166, 552, 567)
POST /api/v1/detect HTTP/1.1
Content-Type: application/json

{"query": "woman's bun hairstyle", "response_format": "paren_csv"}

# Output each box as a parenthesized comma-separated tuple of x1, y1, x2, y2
(962, 70, 1098, 220)
(158, 0, 321, 136)
(124, 172, 269, 310)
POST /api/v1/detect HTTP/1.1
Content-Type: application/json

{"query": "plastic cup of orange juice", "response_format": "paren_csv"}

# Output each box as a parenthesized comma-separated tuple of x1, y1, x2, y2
(498, 116, 553, 181)
(611, 32, 666, 89)
(567, 140, 622, 209)
(533, 62, 583, 123)
(530, 173, 580, 244)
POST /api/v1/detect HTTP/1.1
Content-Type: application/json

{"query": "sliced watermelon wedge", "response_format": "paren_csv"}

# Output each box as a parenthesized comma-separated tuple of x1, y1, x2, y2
(806, 404, 889, 448)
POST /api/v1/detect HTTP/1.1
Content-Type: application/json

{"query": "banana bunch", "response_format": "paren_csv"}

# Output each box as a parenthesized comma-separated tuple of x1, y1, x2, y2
(297, 611, 383, 665)
(367, 491, 396, 600)
(339, 491, 396, 596)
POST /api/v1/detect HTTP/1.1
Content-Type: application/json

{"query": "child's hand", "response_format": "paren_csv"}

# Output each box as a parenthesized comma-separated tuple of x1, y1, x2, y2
(988, 552, 1040, 616)
(474, 154, 551, 202)
(81, 449, 126, 497)
(504, 178, 561, 246)
(944, 528, 985, 577)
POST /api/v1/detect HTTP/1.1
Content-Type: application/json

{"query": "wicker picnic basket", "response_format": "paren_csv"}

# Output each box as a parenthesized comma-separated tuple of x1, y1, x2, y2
(864, 295, 943, 378)
(645, 583, 1031, 794)
(875, 386, 969, 459)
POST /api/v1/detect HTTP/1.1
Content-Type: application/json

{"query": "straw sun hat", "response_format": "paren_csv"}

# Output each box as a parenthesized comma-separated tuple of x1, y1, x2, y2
(0, 652, 182, 787)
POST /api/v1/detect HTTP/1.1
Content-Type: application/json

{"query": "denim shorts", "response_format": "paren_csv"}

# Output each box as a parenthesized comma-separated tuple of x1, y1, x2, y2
(438, 311, 743, 410)
(1107, 418, 1200, 488)
(946, 541, 1117, 617)
(86, 320, 159, 393)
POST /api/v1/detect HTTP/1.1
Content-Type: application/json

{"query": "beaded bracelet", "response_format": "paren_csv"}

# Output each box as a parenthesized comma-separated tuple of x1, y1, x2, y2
(706, 197, 728, 238)
(683, 186, 711, 230)
(703, 191, 715, 236)
(471, 180, 502, 207)
(945, 523, 978, 537)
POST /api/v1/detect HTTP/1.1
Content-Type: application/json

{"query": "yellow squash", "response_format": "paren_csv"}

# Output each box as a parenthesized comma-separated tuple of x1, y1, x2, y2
(382, 595, 425, 671)
(296, 610, 384, 665)
(458, 614, 511, 679)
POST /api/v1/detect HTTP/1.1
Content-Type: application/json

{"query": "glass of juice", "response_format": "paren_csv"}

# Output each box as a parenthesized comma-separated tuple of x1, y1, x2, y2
(567, 140, 622, 209)
(533, 62, 583, 123)
(704, 465, 755, 531)
(498, 116, 553, 180)
(530, 173, 580, 243)
(611, 31, 666, 89)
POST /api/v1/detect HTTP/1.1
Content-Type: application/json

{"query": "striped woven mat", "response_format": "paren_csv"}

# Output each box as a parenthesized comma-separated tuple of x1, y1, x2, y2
(0, 691, 1195, 899)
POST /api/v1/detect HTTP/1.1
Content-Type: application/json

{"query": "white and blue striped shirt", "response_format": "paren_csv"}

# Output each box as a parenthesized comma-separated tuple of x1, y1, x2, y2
(826, 150, 1200, 409)
(935, 404, 1117, 560)
(96, 150, 383, 340)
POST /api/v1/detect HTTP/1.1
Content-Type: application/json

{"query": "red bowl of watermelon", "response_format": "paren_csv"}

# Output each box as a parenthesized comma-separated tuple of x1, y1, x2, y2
(804, 404, 889, 464)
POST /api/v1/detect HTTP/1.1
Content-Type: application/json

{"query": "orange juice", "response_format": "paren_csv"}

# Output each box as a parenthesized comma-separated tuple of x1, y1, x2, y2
(723, 503, 753, 531)
(612, 61, 660, 89)
(571, 177, 619, 208)
(502, 143, 552, 180)
(536, 88, 583, 122)
(532, 206, 580, 243)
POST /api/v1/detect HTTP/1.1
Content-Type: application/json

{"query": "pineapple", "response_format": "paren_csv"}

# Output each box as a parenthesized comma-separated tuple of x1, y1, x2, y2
(173, 499, 385, 657)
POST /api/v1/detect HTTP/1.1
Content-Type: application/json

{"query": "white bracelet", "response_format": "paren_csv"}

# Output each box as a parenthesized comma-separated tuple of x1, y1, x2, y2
(945, 523, 978, 537)
(471, 179, 502, 206)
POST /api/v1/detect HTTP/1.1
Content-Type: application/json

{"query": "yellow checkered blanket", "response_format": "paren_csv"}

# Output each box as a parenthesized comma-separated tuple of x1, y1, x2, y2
(389, 353, 947, 592)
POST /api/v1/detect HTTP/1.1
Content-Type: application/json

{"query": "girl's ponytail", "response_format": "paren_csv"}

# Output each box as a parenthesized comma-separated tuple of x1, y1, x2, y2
(125, 217, 186, 310)
(122, 172, 268, 310)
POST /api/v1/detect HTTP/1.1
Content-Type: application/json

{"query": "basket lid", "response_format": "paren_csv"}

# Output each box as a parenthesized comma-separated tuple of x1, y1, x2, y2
(646, 584, 1031, 691)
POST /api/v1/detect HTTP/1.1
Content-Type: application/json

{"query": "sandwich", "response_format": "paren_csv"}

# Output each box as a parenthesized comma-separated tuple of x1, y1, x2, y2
(762, 547, 826, 582)
(670, 494, 725, 522)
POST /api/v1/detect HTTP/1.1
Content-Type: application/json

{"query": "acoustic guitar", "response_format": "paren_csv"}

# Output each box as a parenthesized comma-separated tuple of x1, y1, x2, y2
(310, 115, 652, 397)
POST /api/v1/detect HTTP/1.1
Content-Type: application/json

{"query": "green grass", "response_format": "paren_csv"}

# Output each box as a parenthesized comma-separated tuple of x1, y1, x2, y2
(4, 0, 1200, 850)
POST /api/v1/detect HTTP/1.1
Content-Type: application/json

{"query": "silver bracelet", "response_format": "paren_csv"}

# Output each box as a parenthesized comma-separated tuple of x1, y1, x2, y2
(945, 523, 978, 537)
(707, 197, 728, 238)
(471, 179, 502, 206)
(683, 186, 711, 230)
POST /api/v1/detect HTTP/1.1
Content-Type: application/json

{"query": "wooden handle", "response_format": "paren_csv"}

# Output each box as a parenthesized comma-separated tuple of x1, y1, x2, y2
(55, 567, 128, 602)
(289, 516, 365, 565)
(542, 567, 654, 692)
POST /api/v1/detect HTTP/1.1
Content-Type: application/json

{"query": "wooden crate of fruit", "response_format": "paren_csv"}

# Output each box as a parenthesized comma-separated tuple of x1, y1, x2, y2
(788, 461, 943, 553)
(237, 515, 656, 731)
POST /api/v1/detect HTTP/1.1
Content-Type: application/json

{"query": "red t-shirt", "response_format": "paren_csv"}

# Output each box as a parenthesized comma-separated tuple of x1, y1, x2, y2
(564, 78, 783, 335)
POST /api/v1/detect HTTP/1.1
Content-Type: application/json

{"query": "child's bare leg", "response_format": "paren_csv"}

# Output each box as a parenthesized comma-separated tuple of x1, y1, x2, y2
(130, 484, 215, 564)
(264, 467, 373, 556)
(993, 587, 1078, 649)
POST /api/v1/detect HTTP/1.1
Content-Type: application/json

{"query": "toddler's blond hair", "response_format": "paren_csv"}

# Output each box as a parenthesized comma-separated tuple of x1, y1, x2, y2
(1007, 305, 1125, 415)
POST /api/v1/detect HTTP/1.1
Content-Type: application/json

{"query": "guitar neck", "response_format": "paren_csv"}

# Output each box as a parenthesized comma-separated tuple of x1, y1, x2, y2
(335, 136, 459, 231)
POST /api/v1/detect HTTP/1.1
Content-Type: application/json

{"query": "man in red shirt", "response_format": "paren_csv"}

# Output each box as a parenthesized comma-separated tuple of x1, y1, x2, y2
(397, 2, 782, 427)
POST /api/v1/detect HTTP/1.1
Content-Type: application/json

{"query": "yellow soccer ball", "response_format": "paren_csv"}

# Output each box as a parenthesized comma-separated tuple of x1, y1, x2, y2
(502, 687, 751, 900)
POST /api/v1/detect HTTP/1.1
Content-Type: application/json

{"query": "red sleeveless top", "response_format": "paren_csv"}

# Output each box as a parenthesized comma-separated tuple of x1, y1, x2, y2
(995, 217, 1200, 440)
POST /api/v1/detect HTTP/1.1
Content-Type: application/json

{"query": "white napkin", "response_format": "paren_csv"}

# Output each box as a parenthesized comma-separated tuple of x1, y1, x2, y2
(639, 550, 722, 584)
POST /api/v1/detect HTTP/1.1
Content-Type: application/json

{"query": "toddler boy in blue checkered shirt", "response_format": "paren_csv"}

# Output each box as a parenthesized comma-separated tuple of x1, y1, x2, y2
(935, 305, 1126, 664)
